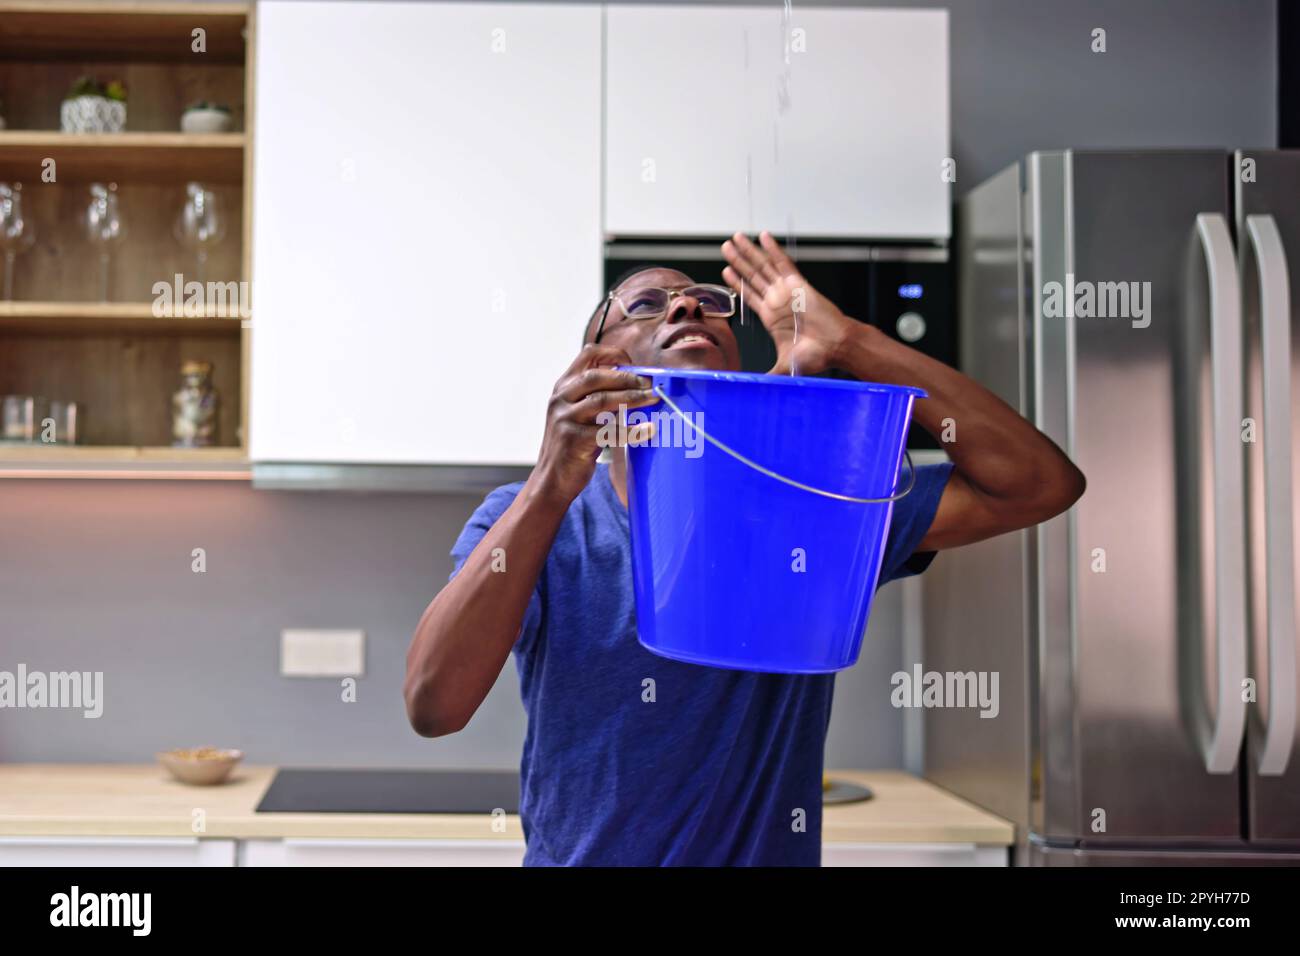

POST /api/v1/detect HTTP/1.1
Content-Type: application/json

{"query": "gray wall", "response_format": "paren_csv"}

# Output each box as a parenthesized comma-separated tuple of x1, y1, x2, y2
(0, 476, 920, 769)
(849, 0, 1278, 189)
(2, 0, 1278, 769)
(0, 481, 521, 766)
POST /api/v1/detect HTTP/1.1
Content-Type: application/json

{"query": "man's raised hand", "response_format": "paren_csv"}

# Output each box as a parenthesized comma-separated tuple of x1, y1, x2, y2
(721, 230, 855, 376)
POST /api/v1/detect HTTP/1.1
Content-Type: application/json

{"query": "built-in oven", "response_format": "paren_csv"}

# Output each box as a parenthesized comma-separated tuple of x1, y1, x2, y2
(603, 240, 953, 448)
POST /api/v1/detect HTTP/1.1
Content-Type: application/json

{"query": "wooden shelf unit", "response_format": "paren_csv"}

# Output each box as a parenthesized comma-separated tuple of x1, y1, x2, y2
(0, 443, 245, 463)
(0, 1, 255, 472)
(0, 131, 246, 183)
(0, 301, 246, 333)
(0, 443, 251, 478)
(0, 2, 250, 63)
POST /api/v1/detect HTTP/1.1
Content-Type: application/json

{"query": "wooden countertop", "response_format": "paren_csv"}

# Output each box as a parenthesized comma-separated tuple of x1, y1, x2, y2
(0, 765, 1014, 845)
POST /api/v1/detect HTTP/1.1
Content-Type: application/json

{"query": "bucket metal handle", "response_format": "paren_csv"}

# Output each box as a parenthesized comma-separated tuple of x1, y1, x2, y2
(650, 384, 917, 504)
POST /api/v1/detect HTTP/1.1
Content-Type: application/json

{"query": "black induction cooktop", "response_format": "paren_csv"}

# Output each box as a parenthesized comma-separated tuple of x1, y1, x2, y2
(255, 769, 520, 814)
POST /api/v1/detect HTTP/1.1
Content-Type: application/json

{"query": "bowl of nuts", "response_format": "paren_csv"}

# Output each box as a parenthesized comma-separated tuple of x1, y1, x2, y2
(157, 746, 243, 785)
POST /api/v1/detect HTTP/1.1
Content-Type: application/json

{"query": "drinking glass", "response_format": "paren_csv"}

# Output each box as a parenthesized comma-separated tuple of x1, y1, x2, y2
(85, 182, 127, 302)
(2, 395, 40, 442)
(45, 400, 80, 445)
(0, 183, 37, 301)
(174, 183, 227, 287)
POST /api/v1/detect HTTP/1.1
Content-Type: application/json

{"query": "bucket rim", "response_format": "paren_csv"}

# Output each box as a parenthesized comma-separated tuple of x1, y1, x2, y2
(619, 365, 927, 399)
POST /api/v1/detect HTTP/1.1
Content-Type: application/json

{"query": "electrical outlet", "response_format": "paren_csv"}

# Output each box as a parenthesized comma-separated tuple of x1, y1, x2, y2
(280, 629, 365, 677)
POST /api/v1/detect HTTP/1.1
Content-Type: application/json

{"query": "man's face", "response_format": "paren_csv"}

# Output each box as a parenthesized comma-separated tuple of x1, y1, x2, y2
(593, 268, 742, 371)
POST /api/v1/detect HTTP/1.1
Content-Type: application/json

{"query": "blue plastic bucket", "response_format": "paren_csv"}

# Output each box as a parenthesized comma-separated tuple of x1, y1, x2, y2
(620, 366, 925, 674)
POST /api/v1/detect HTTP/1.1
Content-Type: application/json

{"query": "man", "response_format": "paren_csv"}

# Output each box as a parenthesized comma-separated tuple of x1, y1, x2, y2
(405, 232, 1085, 866)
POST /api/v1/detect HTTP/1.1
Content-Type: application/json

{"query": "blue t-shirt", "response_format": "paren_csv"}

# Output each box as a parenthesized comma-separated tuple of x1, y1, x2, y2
(449, 460, 953, 866)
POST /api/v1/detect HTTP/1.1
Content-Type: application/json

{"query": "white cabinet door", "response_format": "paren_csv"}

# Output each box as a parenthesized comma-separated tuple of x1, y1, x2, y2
(752, 8, 950, 239)
(605, 5, 950, 240)
(240, 838, 525, 867)
(604, 5, 772, 237)
(0, 837, 236, 867)
(821, 843, 1008, 867)
(251, 2, 602, 465)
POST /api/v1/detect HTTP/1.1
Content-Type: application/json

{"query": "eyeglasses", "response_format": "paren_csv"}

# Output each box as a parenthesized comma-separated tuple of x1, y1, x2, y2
(593, 284, 736, 342)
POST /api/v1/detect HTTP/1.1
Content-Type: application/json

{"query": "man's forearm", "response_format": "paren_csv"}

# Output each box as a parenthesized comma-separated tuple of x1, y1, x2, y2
(832, 322, 1084, 532)
(404, 476, 567, 736)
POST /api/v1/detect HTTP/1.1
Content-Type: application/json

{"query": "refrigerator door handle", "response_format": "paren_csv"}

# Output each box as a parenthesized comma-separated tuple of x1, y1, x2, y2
(1191, 213, 1250, 774)
(1244, 214, 1297, 776)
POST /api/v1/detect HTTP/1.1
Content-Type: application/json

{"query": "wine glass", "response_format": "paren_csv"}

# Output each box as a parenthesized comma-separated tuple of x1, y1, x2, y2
(0, 183, 37, 301)
(84, 182, 127, 302)
(174, 182, 227, 287)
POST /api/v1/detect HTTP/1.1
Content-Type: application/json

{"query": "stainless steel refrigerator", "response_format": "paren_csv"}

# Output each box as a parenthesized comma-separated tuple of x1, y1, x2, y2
(923, 150, 1299, 865)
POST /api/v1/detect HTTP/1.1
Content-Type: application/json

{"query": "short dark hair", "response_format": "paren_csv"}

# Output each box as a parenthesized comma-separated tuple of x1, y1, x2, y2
(583, 264, 694, 344)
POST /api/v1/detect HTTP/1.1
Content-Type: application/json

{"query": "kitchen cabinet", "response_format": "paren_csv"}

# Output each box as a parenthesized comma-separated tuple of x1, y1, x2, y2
(250, 1, 602, 465)
(0, 766, 1013, 866)
(0, 836, 1002, 867)
(822, 843, 1007, 866)
(604, 5, 950, 239)
(0, 1, 253, 474)
(240, 838, 525, 867)
(604, 5, 766, 239)
(0, 836, 235, 867)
